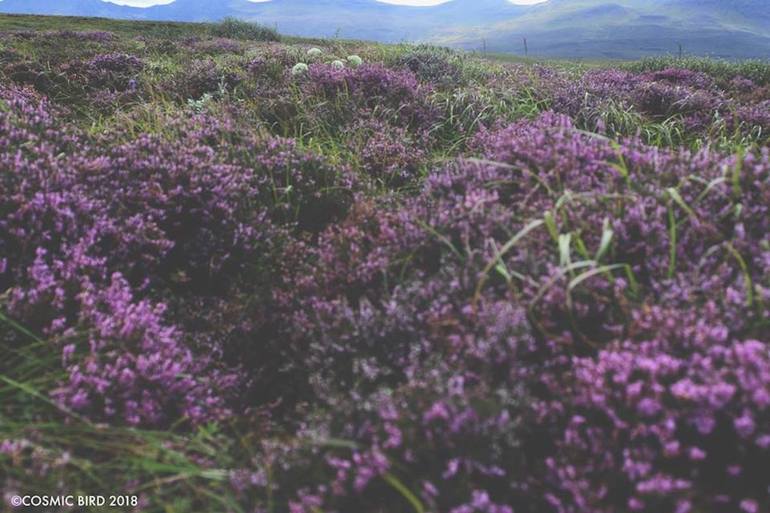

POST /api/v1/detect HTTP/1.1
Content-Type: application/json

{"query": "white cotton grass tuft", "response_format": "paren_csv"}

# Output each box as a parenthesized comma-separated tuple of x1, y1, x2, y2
(346, 55, 363, 67)
(291, 62, 309, 76)
(331, 60, 345, 70)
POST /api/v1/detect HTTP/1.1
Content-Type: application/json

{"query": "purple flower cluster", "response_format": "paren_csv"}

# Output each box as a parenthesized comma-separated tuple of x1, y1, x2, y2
(3, 30, 770, 512)
(544, 321, 770, 513)
(537, 66, 770, 141)
(85, 52, 143, 74)
(55, 273, 234, 426)
(58, 52, 144, 98)
(270, 112, 770, 511)
(0, 85, 354, 426)
(303, 63, 437, 130)
(347, 117, 428, 185)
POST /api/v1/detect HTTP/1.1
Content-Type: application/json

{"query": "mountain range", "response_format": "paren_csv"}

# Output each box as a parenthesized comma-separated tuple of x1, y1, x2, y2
(1, 0, 768, 59)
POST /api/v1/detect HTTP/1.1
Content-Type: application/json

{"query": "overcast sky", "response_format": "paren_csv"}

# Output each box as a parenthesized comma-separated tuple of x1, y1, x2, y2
(103, 0, 548, 6)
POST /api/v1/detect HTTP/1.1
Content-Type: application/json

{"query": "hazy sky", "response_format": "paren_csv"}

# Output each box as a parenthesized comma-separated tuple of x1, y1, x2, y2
(377, 0, 547, 4)
(103, 0, 549, 6)
(104, 0, 174, 5)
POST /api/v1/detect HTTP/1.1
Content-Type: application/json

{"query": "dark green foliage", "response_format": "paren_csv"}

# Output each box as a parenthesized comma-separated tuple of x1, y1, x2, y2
(209, 17, 279, 42)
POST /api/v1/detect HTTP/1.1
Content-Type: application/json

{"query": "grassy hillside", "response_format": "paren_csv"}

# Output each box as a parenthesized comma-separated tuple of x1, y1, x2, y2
(2, 13, 770, 513)
(0, 0, 769, 59)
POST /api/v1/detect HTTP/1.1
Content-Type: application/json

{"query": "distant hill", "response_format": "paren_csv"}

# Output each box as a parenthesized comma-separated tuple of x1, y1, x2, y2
(0, 0, 768, 59)
(436, 0, 770, 59)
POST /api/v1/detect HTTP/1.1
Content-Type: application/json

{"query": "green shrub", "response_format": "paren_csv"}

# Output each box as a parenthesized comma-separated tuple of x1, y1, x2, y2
(209, 17, 279, 42)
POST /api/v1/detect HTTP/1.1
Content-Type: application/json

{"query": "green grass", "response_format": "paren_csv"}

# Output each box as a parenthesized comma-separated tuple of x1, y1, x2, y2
(0, 13, 210, 38)
(0, 311, 243, 512)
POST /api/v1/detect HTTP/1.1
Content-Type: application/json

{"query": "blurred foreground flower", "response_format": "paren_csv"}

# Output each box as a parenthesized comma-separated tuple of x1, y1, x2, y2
(291, 62, 309, 76)
(347, 54, 363, 67)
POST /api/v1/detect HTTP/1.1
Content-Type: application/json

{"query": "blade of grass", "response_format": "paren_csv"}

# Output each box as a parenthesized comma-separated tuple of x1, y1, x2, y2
(382, 473, 425, 513)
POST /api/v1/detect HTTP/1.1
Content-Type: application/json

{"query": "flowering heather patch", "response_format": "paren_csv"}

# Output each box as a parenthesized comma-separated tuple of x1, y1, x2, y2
(2, 18, 770, 513)
(188, 37, 245, 55)
(347, 117, 429, 185)
(266, 112, 770, 512)
(0, 84, 355, 426)
(51, 30, 117, 43)
(44, 52, 146, 106)
(168, 58, 245, 99)
(529, 65, 770, 144)
(5, 29, 116, 43)
(398, 47, 464, 89)
(85, 52, 143, 73)
(736, 100, 770, 135)
(54, 273, 234, 426)
(302, 62, 438, 130)
(641, 67, 717, 90)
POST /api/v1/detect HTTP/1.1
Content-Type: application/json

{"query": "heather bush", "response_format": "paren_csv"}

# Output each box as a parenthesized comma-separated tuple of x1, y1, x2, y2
(541, 316, 770, 513)
(626, 56, 770, 88)
(191, 37, 245, 55)
(641, 67, 717, 90)
(533, 64, 770, 145)
(2, 60, 60, 94)
(169, 58, 245, 99)
(261, 112, 770, 512)
(1, 93, 237, 424)
(47, 30, 117, 44)
(3, 19, 770, 513)
(53, 273, 234, 426)
(347, 117, 429, 185)
(736, 100, 770, 136)
(1, 85, 356, 426)
(50, 52, 145, 104)
(302, 63, 438, 130)
(397, 46, 465, 89)
(246, 53, 288, 88)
